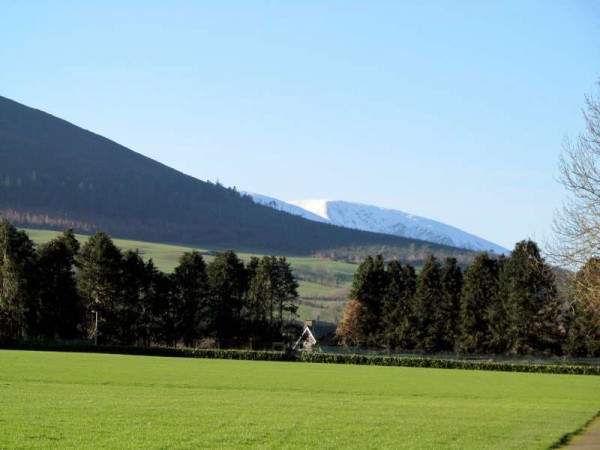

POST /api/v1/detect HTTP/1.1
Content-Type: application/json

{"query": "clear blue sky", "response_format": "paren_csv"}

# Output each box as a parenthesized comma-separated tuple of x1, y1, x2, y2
(1, 1, 599, 249)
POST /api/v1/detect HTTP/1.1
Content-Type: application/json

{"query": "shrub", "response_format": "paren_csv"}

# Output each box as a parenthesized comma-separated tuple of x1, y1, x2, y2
(299, 353, 600, 375)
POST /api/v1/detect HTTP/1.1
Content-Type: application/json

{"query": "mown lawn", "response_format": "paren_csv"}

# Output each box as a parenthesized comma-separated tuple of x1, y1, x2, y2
(0, 350, 598, 449)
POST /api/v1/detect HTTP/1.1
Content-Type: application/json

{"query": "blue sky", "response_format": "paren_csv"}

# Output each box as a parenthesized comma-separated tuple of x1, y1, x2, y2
(1, 1, 599, 249)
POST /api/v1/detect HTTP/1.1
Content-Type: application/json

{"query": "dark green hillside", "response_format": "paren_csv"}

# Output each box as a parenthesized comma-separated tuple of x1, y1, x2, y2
(0, 95, 469, 255)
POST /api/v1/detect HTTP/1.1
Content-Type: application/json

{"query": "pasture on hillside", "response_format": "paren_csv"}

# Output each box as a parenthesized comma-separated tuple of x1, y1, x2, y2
(1, 350, 599, 449)
(24, 228, 355, 322)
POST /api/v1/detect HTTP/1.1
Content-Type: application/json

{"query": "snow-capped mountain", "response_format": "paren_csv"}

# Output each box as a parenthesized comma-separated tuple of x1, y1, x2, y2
(246, 193, 508, 254)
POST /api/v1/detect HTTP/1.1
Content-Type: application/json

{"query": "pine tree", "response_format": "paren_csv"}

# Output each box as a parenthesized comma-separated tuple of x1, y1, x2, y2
(76, 232, 123, 344)
(349, 254, 387, 347)
(207, 250, 247, 348)
(486, 254, 508, 353)
(440, 257, 463, 350)
(459, 253, 499, 353)
(0, 220, 38, 340)
(147, 266, 175, 346)
(412, 255, 443, 352)
(118, 250, 151, 345)
(37, 229, 82, 339)
(247, 256, 298, 346)
(172, 251, 208, 347)
(382, 261, 417, 350)
(499, 240, 561, 354)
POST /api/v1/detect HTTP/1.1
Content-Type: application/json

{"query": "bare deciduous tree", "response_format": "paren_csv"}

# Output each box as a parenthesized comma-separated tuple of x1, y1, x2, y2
(550, 81, 600, 330)
(551, 82, 600, 268)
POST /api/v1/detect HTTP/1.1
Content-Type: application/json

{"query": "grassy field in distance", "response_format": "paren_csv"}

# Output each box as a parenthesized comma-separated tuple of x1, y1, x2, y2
(1, 350, 599, 449)
(24, 228, 353, 322)
(25, 228, 211, 273)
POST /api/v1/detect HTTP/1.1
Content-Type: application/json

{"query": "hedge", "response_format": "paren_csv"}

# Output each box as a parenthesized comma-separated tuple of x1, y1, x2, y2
(1, 342, 294, 362)
(299, 352, 600, 375)
(2, 343, 599, 375)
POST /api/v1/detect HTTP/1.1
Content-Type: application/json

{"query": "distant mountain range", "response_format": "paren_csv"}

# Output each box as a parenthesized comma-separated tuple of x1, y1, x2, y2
(0, 95, 476, 256)
(246, 193, 508, 254)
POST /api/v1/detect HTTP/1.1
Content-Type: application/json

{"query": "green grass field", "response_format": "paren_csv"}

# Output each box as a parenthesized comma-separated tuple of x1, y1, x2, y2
(25, 228, 213, 273)
(24, 228, 354, 319)
(1, 350, 599, 449)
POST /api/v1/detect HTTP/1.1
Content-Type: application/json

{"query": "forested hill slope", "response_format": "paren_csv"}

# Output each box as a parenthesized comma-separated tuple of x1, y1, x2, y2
(0, 95, 470, 255)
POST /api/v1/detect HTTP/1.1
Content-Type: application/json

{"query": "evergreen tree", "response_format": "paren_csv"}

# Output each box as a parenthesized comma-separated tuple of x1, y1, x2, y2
(382, 261, 416, 350)
(118, 250, 152, 345)
(349, 254, 387, 347)
(172, 251, 208, 347)
(499, 240, 561, 354)
(273, 257, 299, 333)
(486, 254, 509, 353)
(76, 232, 123, 344)
(37, 229, 82, 339)
(459, 253, 499, 353)
(412, 255, 443, 352)
(207, 250, 247, 348)
(246, 256, 260, 282)
(147, 267, 175, 347)
(440, 258, 463, 350)
(0, 220, 38, 340)
(131, 259, 165, 346)
(247, 256, 298, 345)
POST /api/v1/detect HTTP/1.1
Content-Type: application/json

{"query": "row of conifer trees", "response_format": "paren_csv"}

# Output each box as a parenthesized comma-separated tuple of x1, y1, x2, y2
(0, 221, 299, 348)
(335, 241, 599, 356)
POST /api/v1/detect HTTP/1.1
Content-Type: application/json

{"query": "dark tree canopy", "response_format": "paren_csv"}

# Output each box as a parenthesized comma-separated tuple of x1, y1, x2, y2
(382, 260, 416, 350)
(247, 256, 299, 345)
(412, 255, 444, 352)
(37, 229, 82, 339)
(349, 255, 387, 347)
(0, 220, 38, 340)
(172, 251, 208, 347)
(336, 241, 589, 356)
(499, 240, 561, 354)
(207, 250, 248, 348)
(439, 258, 463, 350)
(76, 232, 124, 343)
(0, 222, 596, 357)
(459, 253, 499, 353)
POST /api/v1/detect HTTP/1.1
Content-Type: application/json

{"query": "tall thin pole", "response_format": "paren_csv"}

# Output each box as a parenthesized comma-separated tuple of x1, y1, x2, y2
(94, 310, 98, 346)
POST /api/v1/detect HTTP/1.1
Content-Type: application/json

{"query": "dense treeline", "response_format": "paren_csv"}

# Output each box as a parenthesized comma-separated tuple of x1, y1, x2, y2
(0, 221, 299, 348)
(0, 95, 467, 256)
(336, 241, 600, 356)
(313, 243, 477, 267)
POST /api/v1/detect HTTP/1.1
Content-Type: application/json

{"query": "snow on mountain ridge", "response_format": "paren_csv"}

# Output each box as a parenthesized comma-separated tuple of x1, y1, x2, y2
(299, 199, 508, 254)
(246, 193, 508, 254)
(287, 198, 332, 221)
(243, 193, 328, 223)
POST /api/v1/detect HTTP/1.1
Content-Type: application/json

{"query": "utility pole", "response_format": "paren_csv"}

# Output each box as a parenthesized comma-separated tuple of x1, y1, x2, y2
(92, 310, 98, 345)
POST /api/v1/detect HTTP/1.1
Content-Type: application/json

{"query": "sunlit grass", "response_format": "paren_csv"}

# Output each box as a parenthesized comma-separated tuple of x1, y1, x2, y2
(24, 227, 356, 300)
(24, 228, 353, 323)
(1, 350, 598, 449)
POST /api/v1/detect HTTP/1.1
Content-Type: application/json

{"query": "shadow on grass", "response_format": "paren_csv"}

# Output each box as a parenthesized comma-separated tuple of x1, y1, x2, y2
(549, 410, 600, 449)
